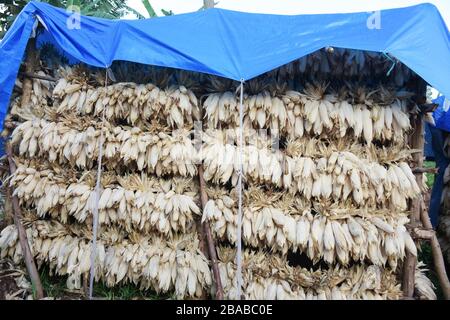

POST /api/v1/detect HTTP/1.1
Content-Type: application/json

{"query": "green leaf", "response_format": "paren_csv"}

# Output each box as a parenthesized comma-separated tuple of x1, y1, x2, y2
(161, 9, 173, 16)
(141, 0, 157, 18)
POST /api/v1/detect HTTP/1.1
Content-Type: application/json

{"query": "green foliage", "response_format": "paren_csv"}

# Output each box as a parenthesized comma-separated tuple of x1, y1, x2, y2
(93, 281, 172, 300)
(424, 161, 436, 189)
(141, 0, 157, 18)
(141, 0, 173, 18)
(0, 0, 142, 37)
(38, 266, 171, 300)
(39, 266, 68, 298)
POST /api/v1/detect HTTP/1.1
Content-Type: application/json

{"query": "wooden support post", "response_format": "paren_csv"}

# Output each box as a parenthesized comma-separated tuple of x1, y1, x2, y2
(419, 200, 450, 299)
(6, 144, 44, 299)
(3, 188, 14, 226)
(403, 113, 424, 298)
(83, 273, 89, 299)
(198, 165, 224, 300)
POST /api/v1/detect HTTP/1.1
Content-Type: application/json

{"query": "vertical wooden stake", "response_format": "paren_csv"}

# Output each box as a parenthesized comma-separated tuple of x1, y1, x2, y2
(6, 144, 44, 299)
(419, 200, 450, 299)
(197, 165, 224, 300)
(203, 0, 215, 9)
(83, 273, 89, 299)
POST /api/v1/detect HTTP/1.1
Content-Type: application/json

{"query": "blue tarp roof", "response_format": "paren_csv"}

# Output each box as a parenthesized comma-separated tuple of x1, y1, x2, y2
(1, 2, 450, 129)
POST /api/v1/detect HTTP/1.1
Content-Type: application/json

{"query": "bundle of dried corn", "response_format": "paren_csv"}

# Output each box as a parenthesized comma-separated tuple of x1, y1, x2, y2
(217, 247, 402, 300)
(9, 71, 53, 117)
(52, 66, 200, 128)
(414, 262, 437, 300)
(3, 62, 211, 299)
(11, 117, 198, 175)
(2, 55, 433, 300)
(201, 129, 421, 209)
(10, 159, 201, 235)
(203, 84, 416, 145)
(0, 218, 212, 298)
(271, 49, 414, 86)
(202, 186, 416, 267)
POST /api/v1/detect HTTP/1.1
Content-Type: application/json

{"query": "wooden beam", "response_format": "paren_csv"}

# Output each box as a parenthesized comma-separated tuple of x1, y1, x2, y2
(412, 167, 438, 174)
(410, 227, 434, 240)
(20, 72, 57, 83)
(6, 143, 44, 299)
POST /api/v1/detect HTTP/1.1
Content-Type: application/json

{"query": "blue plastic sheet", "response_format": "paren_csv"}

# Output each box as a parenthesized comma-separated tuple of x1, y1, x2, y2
(1, 2, 450, 130)
(434, 95, 450, 132)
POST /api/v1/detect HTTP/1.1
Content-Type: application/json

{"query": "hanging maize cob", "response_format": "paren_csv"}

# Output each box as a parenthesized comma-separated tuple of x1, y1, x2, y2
(0, 218, 212, 299)
(10, 159, 201, 235)
(53, 75, 200, 128)
(201, 186, 416, 267)
(203, 83, 417, 145)
(217, 246, 403, 300)
(11, 117, 198, 175)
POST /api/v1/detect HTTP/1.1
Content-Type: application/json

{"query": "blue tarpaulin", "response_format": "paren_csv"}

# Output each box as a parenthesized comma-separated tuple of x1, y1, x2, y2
(434, 95, 450, 132)
(1, 2, 450, 130)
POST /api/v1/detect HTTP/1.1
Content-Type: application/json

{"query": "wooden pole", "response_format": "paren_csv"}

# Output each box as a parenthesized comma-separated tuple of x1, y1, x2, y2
(20, 37, 38, 109)
(203, 0, 215, 9)
(403, 114, 424, 298)
(20, 72, 56, 83)
(6, 144, 44, 299)
(197, 165, 224, 300)
(419, 200, 450, 299)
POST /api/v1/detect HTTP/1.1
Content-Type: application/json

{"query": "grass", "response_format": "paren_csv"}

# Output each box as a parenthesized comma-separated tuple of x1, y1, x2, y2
(93, 281, 172, 300)
(424, 161, 436, 189)
(38, 266, 171, 300)
(39, 267, 69, 298)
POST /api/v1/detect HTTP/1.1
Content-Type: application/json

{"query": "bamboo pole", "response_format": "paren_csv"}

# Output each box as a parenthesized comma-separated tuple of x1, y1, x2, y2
(402, 114, 424, 298)
(6, 144, 44, 299)
(197, 165, 224, 300)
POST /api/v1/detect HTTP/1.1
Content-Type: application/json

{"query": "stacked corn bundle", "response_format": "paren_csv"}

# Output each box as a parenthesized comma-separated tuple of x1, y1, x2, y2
(215, 247, 435, 300)
(0, 58, 436, 299)
(200, 77, 435, 299)
(0, 218, 211, 297)
(270, 48, 415, 87)
(0, 65, 212, 298)
(438, 134, 450, 263)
